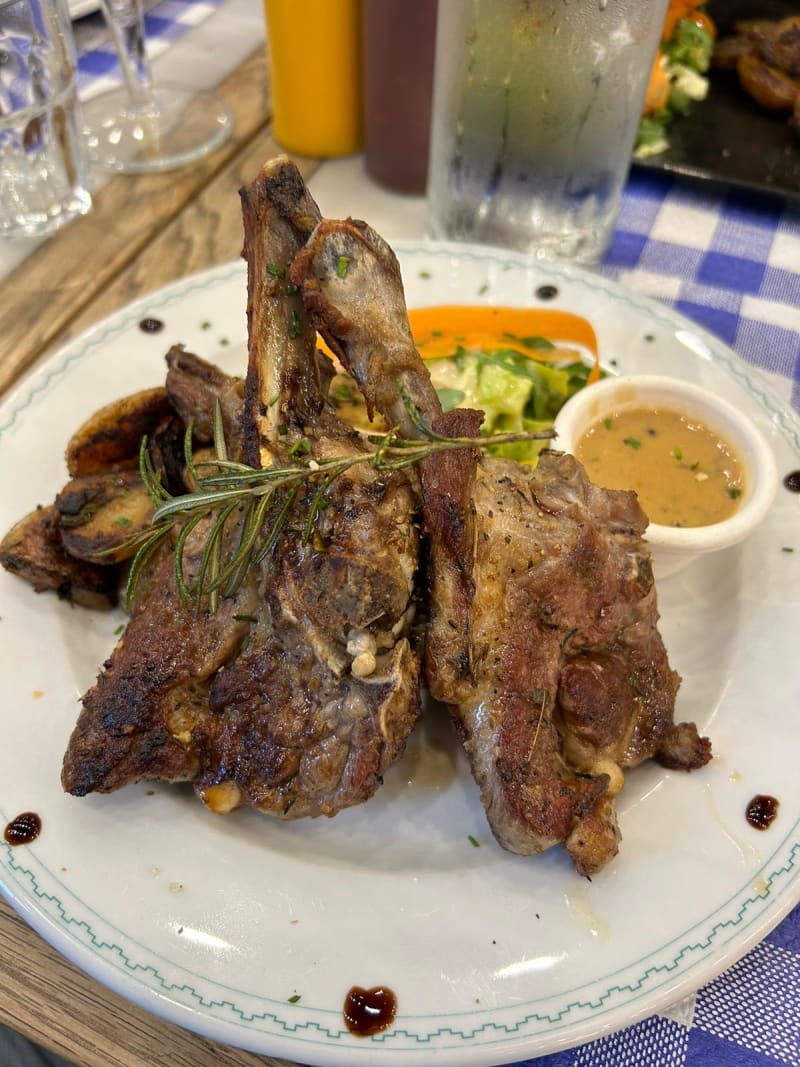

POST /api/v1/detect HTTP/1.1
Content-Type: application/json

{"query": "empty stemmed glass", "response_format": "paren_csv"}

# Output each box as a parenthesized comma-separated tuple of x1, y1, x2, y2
(81, 0, 232, 173)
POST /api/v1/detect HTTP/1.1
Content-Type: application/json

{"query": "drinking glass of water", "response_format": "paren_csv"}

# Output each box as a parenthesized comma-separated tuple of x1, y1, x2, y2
(425, 0, 669, 264)
(0, 0, 92, 238)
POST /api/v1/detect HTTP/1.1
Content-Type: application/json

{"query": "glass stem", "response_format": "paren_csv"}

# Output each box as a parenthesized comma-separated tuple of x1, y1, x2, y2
(100, 0, 154, 107)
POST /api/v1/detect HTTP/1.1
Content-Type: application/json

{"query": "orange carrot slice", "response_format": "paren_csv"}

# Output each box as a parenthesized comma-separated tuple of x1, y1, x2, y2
(408, 305, 601, 383)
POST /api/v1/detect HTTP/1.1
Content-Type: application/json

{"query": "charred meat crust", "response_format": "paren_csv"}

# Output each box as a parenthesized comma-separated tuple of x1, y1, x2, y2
(164, 343, 244, 463)
(419, 408, 483, 684)
(656, 722, 713, 771)
(239, 160, 324, 466)
(60, 534, 255, 796)
(421, 442, 710, 874)
(60, 159, 423, 825)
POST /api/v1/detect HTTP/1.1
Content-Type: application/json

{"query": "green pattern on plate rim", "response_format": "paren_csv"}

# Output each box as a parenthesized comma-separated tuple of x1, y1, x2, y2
(1, 830, 798, 1048)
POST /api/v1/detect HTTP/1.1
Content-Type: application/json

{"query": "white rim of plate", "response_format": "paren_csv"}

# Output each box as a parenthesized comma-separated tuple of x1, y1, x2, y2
(1, 242, 798, 1066)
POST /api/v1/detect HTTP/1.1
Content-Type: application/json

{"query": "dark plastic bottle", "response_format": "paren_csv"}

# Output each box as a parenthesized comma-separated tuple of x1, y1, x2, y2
(362, 0, 438, 194)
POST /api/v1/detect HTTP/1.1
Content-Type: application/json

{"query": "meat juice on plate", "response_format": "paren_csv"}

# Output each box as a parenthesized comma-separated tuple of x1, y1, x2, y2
(425, 0, 667, 262)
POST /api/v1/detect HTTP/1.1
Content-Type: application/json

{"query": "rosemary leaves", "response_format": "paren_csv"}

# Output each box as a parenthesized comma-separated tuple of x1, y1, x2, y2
(117, 388, 554, 614)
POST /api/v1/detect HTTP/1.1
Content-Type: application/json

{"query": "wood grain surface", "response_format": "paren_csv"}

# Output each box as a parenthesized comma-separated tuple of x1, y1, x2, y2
(0, 906, 304, 1067)
(0, 45, 321, 1067)
(0, 48, 315, 401)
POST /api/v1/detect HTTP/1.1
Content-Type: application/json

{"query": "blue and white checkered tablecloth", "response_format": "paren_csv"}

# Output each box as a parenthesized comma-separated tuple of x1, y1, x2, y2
(511, 908, 799, 1067)
(601, 169, 800, 411)
(63, 7, 800, 1065)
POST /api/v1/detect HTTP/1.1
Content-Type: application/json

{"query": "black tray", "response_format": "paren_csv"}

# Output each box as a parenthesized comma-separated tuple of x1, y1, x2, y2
(634, 0, 800, 199)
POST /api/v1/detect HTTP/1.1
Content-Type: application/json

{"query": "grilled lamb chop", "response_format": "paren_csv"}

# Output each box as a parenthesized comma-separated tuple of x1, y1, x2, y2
(165, 343, 244, 451)
(419, 422, 710, 874)
(62, 159, 421, 818)
(291, 214, 711, 874)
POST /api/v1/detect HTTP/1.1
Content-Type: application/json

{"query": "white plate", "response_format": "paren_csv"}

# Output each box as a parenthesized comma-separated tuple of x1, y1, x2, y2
(1, 244, 799, 1067)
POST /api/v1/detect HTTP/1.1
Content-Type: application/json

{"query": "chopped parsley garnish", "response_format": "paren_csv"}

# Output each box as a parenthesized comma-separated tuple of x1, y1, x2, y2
(267, 263, 286, 278)
(602, 418, 613, 431)
(288, 311, 302, 339)
(727, 487, 742, 499)
(671, 447, 683, 460)
(115, 516, 132, 527)
(468, 834, 480, 847)
(200, 320, 212, 331)
(114, 624, 124, 635)
(418, 269, 432, 279)
(781, 546, 794, 553)
(336, 256, 350, 279)
(623, 437, 642, 450)
(288, 994, 301, 1004)
(477, 283, 489, 295)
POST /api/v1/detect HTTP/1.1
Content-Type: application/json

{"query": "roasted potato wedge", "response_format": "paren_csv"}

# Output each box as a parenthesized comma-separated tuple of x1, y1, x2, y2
(0, 505, 118, 610)
(737, 54, 799, 111)
(66, 387, 172, 476)
(735, 16, 800, 80)
(713, 35, 758, 72)
(56, 472, 154, 564)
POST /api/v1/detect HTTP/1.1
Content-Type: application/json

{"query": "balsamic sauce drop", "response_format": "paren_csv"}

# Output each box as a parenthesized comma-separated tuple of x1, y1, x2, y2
(139, 317, 165, 334)
(343, 985, 397, 1037)
(4, 812, 42, 846)
(535, 284, 559, 301)
(746, 795, 779, 831)
(783, 470, 800, 493)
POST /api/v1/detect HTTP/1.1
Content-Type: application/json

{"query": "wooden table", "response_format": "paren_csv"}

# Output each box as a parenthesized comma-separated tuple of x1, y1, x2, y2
(0, 48, 317, 1067)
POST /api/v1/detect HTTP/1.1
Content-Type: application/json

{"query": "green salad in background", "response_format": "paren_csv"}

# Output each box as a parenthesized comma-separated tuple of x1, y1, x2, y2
(636, 3, 716, 159)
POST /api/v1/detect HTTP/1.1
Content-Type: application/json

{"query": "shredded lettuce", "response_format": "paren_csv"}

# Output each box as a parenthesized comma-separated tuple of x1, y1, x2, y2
(428, 346, 597, 465)
(669, 64, 709, 110)
(635, 117, 670, 158)
(635, 15, 713, 160)
(330, 341, 598, 466)
(663, 20, 713, 73)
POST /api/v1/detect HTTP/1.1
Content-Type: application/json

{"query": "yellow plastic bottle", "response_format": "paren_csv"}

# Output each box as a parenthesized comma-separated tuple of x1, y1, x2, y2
(264, 0, 364, 157)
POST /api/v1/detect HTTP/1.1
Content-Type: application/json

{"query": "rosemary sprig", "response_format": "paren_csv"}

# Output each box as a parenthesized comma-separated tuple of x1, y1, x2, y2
(116, 391, 554, 613)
